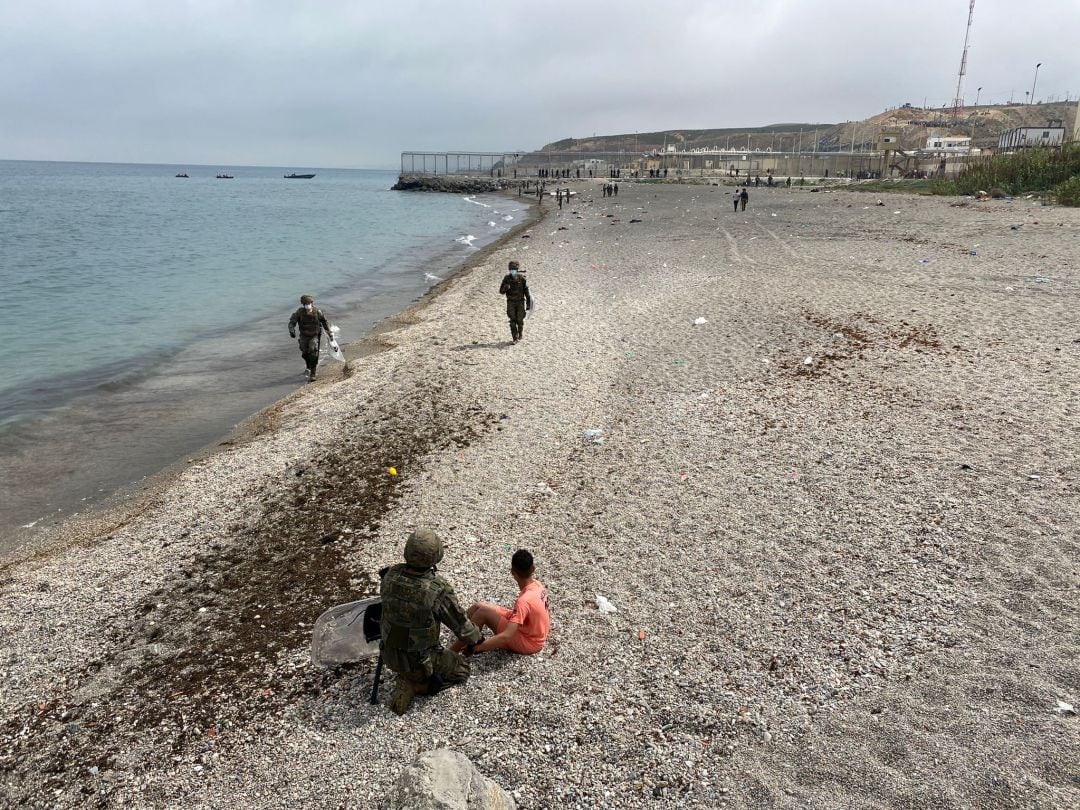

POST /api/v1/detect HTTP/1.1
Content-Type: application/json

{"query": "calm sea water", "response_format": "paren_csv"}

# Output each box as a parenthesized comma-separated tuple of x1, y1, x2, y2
(0, 160, 525, 551)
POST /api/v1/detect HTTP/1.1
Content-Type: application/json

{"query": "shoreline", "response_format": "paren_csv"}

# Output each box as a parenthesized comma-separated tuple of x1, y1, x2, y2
(1, 183, 1076, 808)
(0, 190, 542, 565)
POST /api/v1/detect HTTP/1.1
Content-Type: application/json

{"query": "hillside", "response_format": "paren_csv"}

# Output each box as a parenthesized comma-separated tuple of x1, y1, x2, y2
(540, 101, 1078, 154)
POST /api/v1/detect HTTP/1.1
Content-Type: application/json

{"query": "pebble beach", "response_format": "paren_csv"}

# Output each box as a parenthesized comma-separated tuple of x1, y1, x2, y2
(1, 182, 1078, 808)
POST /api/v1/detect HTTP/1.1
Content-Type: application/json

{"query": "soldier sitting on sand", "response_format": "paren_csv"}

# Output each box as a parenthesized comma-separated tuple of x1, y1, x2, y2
(378, 529, 483, 715)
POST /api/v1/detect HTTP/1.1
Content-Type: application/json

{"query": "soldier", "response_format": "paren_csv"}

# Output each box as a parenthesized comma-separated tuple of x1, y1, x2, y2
(498, 260, 532, 344)
(739, 187, 749, 211)
(378, 528, 483, 715)
(288, 294, 332, 381)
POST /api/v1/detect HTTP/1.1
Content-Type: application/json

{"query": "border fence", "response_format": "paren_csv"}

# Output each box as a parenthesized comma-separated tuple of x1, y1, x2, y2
(400, 149, 986, 181)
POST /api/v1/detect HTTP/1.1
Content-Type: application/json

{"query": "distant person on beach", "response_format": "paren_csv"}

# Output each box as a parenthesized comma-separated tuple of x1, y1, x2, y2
(452, 549, 550, 656)
(379, 528, 483, 715)
(288, 294, 332, 381)
(740, 187, 749, 211)
(733, 189, 740, 212)
(499, 260, 532, 343)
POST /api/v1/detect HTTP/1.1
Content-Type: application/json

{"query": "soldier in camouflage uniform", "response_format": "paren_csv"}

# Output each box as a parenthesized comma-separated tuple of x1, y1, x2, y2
(288, 294, 333, 381)
(498, 260, 532, 343)
(378, 528, 483, 715)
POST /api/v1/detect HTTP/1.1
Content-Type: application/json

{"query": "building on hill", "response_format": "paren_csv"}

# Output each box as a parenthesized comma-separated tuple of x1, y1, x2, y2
(924, 133, 974, 154)
(998, 124, 1066, 151)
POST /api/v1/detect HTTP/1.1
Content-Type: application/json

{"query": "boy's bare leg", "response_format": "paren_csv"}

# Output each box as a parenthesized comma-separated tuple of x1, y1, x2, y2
(450, 602, 505, 651)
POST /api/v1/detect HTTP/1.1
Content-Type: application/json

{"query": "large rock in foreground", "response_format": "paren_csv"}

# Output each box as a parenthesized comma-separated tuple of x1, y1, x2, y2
(392, 174, 512, 193)
(385, 748, 516, 810)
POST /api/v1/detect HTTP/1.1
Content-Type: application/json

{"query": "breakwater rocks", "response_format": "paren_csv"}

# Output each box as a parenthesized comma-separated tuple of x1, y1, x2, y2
(392, 174, 513, 193)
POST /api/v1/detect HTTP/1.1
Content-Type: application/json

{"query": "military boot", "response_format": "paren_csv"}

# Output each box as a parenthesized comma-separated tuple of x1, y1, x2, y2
(390, 678, 428, 716)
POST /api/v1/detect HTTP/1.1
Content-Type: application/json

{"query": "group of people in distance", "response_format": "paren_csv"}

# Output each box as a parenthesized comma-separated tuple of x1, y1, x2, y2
(286, 258, 544, 714)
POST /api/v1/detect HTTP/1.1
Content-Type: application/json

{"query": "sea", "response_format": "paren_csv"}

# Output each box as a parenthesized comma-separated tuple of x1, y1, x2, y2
(0, 160, 526, 554)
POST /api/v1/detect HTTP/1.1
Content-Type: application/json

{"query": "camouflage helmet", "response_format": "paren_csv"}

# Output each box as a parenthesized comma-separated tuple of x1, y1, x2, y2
(404, 528, 444, 568)
(300, 294, 314, 304)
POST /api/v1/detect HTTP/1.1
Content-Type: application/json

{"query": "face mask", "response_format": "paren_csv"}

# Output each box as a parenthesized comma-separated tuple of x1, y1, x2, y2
(510, 269, 518, 277)
(304, 303, 314, 312)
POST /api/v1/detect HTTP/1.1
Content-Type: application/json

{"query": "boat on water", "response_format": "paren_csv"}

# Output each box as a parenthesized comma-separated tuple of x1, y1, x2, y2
(284, 173, 316, 179)
(216, 173, 234, 179)
(175, 172, 189, 178)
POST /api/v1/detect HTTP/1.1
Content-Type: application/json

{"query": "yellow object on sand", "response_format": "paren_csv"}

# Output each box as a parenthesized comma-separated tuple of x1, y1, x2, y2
(388, 467, 397, 476)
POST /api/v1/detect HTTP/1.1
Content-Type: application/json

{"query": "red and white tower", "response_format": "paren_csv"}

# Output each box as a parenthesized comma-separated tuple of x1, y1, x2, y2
(952, 0, 976, 117)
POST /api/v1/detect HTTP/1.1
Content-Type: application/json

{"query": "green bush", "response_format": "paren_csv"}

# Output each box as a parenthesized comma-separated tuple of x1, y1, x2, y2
(949, 143, 1080, 196)
(1051, 174, 1080, 206)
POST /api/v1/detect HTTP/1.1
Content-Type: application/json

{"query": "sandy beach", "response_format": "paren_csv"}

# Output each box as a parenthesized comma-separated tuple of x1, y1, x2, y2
(1, 182, 1078, 808)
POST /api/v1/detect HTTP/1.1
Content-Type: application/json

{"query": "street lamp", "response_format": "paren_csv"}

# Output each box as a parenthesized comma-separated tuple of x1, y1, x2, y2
(975, 86, 982, 107)
(1031, 62, 1042, 105)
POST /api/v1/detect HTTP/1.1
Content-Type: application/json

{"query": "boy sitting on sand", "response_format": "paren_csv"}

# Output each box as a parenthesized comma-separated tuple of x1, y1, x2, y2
(453, 549, 550, 655)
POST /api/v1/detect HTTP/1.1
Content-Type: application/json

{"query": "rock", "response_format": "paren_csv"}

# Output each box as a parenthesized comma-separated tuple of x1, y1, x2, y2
(385, 749, 516, 810)
(391, 174, 511, 194)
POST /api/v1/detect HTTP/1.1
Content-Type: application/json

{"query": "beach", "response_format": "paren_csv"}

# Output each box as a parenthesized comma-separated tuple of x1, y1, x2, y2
(1, 182, 1078, 808)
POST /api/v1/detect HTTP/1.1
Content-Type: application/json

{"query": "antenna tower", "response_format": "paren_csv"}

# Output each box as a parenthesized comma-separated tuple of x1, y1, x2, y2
(952, 0, 976, 118)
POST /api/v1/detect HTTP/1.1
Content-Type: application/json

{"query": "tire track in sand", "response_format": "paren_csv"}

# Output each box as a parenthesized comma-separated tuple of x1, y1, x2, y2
(718, 225, 756, 265)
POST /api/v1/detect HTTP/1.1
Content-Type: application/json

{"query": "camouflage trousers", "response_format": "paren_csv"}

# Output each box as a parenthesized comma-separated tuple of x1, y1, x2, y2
(297, 335, 320, 371)
(390, 648, 471, 714)
(506, 299, 527, 340)
(397, 647, 472, 689)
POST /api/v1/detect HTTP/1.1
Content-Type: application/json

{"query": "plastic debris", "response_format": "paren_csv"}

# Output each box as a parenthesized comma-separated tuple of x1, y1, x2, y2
(638, 630, 647, 641)
(596, 595, 617, 614)
(1034, 277, 1051, 283)
(919, 259, 931, 264)
(388, 467, 398, 476)
(1055, 701, 1076, 716)
(803, 356, 814, 366)
(693, 317, 709, 325)
(583, 428, 603, 439)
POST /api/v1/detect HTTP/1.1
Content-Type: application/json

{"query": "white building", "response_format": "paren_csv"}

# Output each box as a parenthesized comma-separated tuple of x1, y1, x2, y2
(998, 126, 1066, 151)
(924, 133, 973, 153)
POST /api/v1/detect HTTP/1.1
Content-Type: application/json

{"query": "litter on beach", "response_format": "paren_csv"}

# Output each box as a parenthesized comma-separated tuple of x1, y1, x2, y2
(595, 595, 617, 614)
(693, 317, 708, 325)
(1054, 701, 1076, 716)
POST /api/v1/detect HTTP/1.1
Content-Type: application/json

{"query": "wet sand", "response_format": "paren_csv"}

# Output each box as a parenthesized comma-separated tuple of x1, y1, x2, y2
(1, 182, 1077, 808)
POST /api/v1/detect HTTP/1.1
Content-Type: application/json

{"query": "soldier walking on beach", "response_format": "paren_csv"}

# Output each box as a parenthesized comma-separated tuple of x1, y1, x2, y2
(733, 188, 740, 213)
(288, 294, 332, 381)
(499, 260, 532, 344)
(739, 187, 749, 212)
(379, 529, 483, 715)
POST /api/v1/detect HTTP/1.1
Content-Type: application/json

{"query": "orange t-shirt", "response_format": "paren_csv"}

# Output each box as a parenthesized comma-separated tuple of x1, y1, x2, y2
(507, 580, 550, 654)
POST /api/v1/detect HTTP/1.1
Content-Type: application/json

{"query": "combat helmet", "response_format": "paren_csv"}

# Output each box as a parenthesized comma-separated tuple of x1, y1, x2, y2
(300, 294, 314, 304)
(404, 528, 444, 568)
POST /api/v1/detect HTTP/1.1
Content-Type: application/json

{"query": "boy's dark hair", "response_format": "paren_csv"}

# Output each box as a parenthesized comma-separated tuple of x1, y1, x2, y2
(511, 549, 534, 576)
(508, 260, 519, 270)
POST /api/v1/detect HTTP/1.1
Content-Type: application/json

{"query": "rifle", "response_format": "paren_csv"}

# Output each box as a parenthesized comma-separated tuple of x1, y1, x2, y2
(363, 602, 384, 705)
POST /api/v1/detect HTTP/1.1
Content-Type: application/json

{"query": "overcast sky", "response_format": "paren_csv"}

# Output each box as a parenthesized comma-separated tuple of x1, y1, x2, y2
(2, 0, 1077, 168)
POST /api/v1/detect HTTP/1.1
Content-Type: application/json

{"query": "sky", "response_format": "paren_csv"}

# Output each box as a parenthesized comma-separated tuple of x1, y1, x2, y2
(2, 0, 1078, 168)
